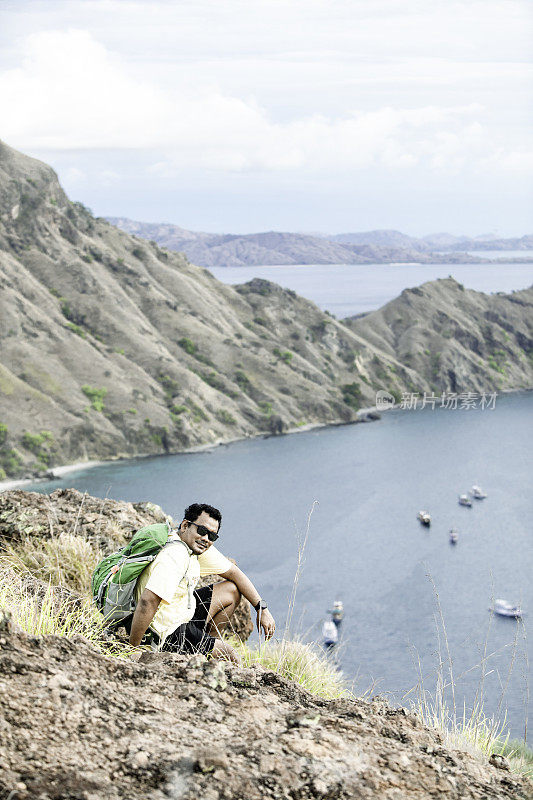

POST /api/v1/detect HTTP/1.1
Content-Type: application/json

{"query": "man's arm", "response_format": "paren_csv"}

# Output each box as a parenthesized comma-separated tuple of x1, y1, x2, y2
(129, 588, 161, 646)
(220, 563, 276, 639)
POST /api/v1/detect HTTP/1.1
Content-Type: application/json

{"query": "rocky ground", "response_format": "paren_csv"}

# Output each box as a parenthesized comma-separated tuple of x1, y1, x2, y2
(0, 618, 530, 800)
(0, 488, 253, 642)
(0, 488, 531, 799)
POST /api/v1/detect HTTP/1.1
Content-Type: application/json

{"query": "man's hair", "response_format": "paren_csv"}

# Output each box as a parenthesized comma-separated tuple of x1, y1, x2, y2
(183, 502, 222, 530)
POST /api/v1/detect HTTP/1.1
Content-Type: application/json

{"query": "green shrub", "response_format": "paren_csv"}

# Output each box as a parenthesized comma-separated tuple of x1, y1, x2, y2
(235, 371, 251, 392)
(216, 409, 237, 426)
(341, 382, 362, 410)
(488, 350, 507, 374)
(178, 337, 197, 355)
(0, 449, 23, 474)
(187, 401, 209, 422)
(258, 401, 273, 417)
(157, 374, 179, 396)
(0, 423, 7, 446)
(60, 299, 72, 319)
(66, 322, 86, 338)
(273, 348, 293, 363)
(21, 431, 53, 453)
(81, 385, 107, 412)
(127, 408, 138, 415)
(20, 431, 54, 466)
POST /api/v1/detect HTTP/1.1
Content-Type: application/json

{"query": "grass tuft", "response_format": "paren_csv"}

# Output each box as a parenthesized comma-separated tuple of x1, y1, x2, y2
(234, 635, 352, 699)
(2, 531, 101, 595)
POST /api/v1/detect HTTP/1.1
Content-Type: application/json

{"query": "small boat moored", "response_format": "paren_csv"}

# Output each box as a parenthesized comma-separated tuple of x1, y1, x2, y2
(458, 494, 473, 507)
(449, 528, 458, 544)
(491, 599, 523, 619)
(470, 485, 487, 499)
(418, 510, 431, 526)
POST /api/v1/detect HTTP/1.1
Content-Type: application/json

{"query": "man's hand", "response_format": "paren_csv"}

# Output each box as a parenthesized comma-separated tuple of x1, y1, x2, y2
(257, 607, 275, 640)
(211, 638, 241, 664)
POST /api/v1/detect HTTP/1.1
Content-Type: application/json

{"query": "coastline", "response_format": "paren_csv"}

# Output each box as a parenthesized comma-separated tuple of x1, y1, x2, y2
(0, 408, 383, 493)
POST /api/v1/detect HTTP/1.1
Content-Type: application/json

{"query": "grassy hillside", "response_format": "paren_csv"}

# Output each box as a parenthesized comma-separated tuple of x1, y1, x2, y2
(1, 141, 532, 480)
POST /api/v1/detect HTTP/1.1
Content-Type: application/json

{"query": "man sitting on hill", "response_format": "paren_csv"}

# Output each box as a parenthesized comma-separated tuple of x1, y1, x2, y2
(128, 502, 275, 663)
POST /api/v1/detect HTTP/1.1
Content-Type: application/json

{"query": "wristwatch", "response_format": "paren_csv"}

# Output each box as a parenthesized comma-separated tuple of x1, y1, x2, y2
(254, 600, 268, 612)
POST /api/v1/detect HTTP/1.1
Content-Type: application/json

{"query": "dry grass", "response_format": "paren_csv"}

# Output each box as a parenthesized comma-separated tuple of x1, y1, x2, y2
(1, 530, 102, 595)
(234, 635, 352, 699)
(404, 572, 532, 779)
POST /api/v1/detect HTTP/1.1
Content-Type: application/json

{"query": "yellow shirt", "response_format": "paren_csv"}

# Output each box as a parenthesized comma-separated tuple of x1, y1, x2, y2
(135, 532, 232, 642)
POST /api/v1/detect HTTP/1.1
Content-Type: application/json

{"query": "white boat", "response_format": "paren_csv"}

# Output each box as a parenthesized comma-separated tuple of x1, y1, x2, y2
(470, 485, 487, 499)
(491, 599, 523, 619)
(449, 528, 458, 544)
(458, 494, 472, 507)
(418, 510, 431, 526)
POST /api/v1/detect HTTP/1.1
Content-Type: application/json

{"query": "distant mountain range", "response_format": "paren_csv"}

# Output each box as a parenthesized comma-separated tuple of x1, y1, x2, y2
(107, 217, 533, 267)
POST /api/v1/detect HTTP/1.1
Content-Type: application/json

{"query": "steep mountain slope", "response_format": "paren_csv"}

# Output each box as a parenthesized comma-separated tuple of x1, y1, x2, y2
(0, 141, 419, 479)
(1, 142, 532, 480)
(345, 278, 533, 394)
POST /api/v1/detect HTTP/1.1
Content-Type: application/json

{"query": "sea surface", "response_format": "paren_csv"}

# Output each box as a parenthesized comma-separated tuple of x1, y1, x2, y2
(28, 391, 532, 737)
(209, 262, 533, 318)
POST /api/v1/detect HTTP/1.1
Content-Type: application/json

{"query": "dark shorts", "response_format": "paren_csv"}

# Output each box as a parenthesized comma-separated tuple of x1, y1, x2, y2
(160, 584, 216, 656)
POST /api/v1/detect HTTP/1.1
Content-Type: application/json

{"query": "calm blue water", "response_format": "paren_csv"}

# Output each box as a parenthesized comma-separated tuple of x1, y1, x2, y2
(28, 391, 532, 737)
(209, 262, 533, 318)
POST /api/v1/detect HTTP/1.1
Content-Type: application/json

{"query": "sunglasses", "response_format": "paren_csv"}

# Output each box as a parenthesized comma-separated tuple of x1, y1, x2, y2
(184, 519, 219, 542)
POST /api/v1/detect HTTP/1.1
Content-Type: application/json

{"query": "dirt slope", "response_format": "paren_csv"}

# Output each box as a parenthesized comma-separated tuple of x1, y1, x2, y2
(0, 488, 531, 799)
(0, 622, 529, 800)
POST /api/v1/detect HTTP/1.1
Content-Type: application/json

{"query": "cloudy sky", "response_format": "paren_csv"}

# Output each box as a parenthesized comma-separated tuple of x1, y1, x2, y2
(1, 0, 531, 235)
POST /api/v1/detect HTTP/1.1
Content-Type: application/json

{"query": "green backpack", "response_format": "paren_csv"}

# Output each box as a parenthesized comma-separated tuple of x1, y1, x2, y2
(91, 522, 185, 626)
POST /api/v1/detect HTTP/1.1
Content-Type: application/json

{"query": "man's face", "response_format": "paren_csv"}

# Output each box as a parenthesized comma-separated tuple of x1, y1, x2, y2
(179, 511, 219, 555)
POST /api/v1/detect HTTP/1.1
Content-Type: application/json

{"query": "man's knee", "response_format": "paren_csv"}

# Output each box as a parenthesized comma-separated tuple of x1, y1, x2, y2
(212, 580, 240, 613)
(228, 581, 241, 606)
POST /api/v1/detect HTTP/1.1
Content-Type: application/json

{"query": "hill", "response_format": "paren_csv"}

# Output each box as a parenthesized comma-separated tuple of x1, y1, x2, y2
(1, 141, 532, 481)
(344, 278, 533, 395)
(107, 217, 533, 267)
(0, 487, 530, 799)
(106, 217, 494, 267)
(0, 141, 419, 480)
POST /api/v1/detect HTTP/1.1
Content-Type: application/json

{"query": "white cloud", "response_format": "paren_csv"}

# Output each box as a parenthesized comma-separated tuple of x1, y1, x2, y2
(1, 28, 531, 177)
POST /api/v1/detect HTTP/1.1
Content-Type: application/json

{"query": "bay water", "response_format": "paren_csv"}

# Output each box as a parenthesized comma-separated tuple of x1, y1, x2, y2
(209, 261, 533, 319)
(25, 262, 532, 737)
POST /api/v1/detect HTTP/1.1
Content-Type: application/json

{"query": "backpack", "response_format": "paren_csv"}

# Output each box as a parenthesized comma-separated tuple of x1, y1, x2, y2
(91, 521, 185, 627)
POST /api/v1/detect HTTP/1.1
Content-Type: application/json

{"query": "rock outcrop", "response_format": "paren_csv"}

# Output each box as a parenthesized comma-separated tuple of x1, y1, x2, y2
(0, 490, 531, 798)
(0, 488, 253, 643)
(0, 627, 530, 799)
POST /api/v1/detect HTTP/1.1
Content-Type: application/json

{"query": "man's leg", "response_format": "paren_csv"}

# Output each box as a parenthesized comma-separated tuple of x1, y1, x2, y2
(206, 580, 241, 638)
